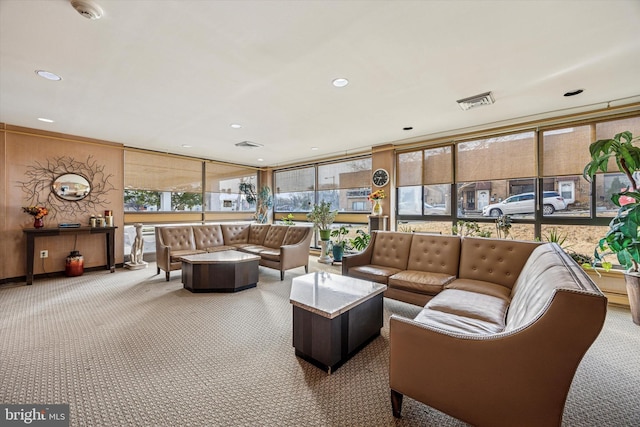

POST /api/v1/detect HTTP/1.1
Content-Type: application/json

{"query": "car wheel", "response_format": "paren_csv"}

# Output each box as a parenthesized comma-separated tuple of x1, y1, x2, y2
(543, 204, 555, 215)
(490, 208, 502, 217)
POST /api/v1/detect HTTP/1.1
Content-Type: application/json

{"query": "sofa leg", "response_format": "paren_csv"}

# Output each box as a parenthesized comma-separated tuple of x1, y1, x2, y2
(391, 390, 403, 418)
(156, 267, 160, 275)
(305, 265, 308, 273)
(165, 271, 170, 281)
(280, 271, 285, 281)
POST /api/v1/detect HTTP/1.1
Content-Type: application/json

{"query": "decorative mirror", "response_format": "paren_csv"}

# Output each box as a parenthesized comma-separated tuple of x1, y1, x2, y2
(52, 173, 91, 201)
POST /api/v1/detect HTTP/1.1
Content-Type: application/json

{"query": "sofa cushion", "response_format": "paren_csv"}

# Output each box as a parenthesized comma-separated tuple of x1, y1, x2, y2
(445, 278, 512, 301)
(170, 249, 206, 261)
(413, 307, 506, 335)
(348, 265, 403, 284)
(406, 234, 460, 276)
(389, 270, 455, 295)
(259, 248, 281, 262)
(192, 225, 225, 250)
(263, 225, 288, 249)
(248, 224, 270, 245)
(422, 288, 509, 333)
(458, 237, 540, 291)
(370, 232, 413, 271)
(221, 224, 250, 245)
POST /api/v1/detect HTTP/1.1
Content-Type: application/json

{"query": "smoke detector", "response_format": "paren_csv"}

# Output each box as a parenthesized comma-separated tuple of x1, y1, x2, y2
(71, 0, 104, 20)
(235, 141, 264, 149)
(456, 91, 495, 111)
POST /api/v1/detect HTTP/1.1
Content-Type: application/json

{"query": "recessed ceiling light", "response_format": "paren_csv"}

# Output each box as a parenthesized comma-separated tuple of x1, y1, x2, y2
(564, 89, 584, 97)
(257, 158, 264, 162)
(311, 147, 319, 151)
(332, 78, 349, 88)
(230, 123, 242, 129)
(181, 144, 192, 148)
(38, 118, 54, 123)
(35, 70, 62, 81)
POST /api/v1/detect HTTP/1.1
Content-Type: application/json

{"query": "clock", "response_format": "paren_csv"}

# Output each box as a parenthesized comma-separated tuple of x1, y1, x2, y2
(372, 168, 390, 187)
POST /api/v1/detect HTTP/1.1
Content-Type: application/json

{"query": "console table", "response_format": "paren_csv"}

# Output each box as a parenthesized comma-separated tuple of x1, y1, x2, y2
(23, 226, 117, 285)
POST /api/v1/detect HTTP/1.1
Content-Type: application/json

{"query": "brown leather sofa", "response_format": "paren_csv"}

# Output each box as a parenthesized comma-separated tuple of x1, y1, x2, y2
(155, 223, 313, 281)
(342, 232, 607, 426)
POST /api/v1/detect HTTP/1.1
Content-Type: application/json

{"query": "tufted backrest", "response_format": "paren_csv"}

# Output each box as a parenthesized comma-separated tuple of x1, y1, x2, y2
(158, 226, 196, 251)
(192, 225, 224, 249)
(370, 232, 413, 270)
(221, 224, 250, 244)
(263, 225, 288, 248)
(458, 237, 540, 290)
(407, 234, 461, 276)
(248, 224, 270, 245)
(282, 226, 312, 246)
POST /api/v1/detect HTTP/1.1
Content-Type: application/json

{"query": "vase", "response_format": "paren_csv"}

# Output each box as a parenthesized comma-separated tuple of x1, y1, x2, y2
(33, 217, 44, 229)
(371, 199, 382, 216)
(624, 272, 640, 325)
(319, 229, 331, 241)
(65, 250, 84, 277)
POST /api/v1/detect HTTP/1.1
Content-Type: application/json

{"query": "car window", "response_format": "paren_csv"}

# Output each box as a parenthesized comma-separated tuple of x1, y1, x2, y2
(521, 194, 534, 201)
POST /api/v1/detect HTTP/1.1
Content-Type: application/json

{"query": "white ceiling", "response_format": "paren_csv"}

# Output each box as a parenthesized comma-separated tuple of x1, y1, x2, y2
(2, 0, 640, 168)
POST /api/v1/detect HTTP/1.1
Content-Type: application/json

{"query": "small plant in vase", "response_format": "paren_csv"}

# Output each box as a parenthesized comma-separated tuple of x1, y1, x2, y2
(306, 201, 337, 241)
(330, 225, 349, 262)
(368, 189, 385, 216)
(23, 205, 49, 229)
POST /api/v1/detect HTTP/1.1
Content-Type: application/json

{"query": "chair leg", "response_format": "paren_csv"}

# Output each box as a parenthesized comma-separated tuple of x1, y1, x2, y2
(165, 271, 170, 281)
(391, 390, 403, 418)
(280, 271, 285, 281)
(305, 265, 309, 273)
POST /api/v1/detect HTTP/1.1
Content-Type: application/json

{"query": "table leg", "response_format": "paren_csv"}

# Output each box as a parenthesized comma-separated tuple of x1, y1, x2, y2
(26, 234, 35, 285)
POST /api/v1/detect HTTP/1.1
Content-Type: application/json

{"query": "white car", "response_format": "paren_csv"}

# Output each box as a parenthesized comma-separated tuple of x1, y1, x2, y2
(482, 191, 567, 217)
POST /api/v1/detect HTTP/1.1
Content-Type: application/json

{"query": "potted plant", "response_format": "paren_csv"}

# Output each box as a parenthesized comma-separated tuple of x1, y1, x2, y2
(583, 130, 640, 325)
(330, 225, 349, 261)
(239, 182, 273, 223)
(349, 229, 371, 252)
(306, 201, 337, 240)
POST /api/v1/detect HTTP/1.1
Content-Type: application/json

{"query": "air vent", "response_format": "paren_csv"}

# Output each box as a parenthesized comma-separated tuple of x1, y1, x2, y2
(456, 91, 495, 111)
(235, 141, 264, 149)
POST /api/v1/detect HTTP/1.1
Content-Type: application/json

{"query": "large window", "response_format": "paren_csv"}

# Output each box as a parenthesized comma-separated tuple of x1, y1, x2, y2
(204, 162, 257, 212)
(274, 157, 372, 212)
(124, 150, 202, 212)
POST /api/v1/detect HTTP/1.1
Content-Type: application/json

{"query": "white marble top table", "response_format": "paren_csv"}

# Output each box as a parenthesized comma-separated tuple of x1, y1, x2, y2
(179, 250, 260, 264)
(290, 272, 387, 319)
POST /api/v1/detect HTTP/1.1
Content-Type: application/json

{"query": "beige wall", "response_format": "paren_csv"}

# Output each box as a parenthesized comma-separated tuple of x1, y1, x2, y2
(1, 124, 124, 282)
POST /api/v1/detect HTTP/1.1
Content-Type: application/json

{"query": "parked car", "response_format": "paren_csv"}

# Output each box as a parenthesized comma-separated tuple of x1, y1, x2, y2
(482, 191, 567, 217)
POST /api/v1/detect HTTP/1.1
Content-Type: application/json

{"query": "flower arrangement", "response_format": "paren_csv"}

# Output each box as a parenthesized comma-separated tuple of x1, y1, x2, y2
(23, 206, 49, 219)
(368, 189, 386, 201)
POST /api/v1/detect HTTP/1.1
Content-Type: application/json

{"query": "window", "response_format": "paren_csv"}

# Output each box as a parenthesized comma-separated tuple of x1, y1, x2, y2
(317, 158, 372, 212)
(274, 167, 315, 212)
(204, 162, 257, 212)
(124, 150, 202, 212)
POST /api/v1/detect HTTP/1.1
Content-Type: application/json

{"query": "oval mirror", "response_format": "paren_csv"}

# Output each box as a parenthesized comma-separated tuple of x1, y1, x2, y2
(52, 173, 91, 201)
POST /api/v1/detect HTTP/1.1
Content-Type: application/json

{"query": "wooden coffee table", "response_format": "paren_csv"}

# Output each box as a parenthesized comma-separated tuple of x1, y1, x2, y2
(289, 272, 387, 373)
(179, 250, 260, 293)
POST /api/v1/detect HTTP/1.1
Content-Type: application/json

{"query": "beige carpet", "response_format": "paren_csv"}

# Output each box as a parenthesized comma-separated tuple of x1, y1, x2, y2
(1, 259, 639, 426)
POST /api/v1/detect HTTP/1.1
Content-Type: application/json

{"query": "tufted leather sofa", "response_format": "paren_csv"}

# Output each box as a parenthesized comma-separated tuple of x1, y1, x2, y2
(155, 223, 313, 281)
(344, 231, 607, 426)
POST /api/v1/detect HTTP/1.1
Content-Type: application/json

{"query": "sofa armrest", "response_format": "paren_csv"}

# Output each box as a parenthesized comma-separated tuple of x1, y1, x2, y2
(279, 229, 313, 270)
(389, 290, 606, 427)
(341, 232, 377, 275)
(154, 227, 172, 273)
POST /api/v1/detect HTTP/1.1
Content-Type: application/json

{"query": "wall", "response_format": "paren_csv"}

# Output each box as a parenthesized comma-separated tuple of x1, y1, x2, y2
(1, 124, 124, 282)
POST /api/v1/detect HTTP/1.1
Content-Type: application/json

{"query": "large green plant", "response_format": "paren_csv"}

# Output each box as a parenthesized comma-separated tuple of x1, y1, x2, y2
(239, 183, 273, 223)
(583, 131, 640, 272)
(306, 201, 337, 231)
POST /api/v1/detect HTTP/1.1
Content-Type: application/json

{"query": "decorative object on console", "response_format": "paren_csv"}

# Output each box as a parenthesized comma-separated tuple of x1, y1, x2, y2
(368, 189, 385, 216)
(583, 130, 640, 325)
(23, 205, 48, 228)
(126, 223, 148, 270)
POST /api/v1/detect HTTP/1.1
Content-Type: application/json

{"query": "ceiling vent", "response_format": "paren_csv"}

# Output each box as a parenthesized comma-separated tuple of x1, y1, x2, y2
(456, 91, 495, 111)
(70, 0, 104, 20)
(235, 141, 263, 149)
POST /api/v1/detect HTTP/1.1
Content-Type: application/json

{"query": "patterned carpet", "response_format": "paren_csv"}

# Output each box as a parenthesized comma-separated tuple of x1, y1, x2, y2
(1, 259, 638, 426)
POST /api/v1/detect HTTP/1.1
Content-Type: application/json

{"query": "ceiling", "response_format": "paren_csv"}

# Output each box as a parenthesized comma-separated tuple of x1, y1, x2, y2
(2, 0, 640, 168)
